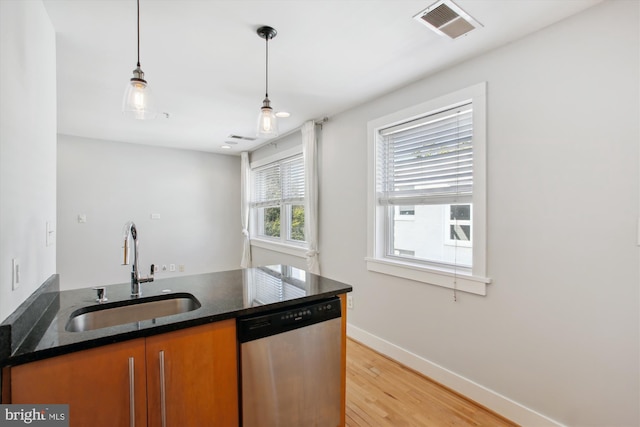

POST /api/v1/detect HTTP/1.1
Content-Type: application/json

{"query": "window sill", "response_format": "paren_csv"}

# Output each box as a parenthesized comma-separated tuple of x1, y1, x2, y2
(250, 238, 308, 258)
(365, 257, 490, 296)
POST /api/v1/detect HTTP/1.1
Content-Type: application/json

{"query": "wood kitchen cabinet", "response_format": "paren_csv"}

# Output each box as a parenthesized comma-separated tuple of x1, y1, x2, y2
(11, 338, 149, 426)
(9, 319, 238, 427)
(146, 320, 238, 426)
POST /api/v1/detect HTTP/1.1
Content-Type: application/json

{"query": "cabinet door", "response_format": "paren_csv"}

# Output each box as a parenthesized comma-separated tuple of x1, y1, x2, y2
(146, 320, 238, 427)
(11, 338, 148, 427)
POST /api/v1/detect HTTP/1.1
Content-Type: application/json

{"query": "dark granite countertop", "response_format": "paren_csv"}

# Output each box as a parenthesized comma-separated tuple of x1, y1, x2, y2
(0, 265, 352, 367)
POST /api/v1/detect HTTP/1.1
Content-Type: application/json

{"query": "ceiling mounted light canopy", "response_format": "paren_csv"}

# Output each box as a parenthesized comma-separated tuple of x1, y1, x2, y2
(122, 0, 157, 120)
(256, 26, 278, 137)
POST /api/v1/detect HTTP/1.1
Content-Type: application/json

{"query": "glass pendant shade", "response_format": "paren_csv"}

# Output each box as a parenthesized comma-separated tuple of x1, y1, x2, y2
(123, 66, 157, 120)
(257, 98, 278, 137)
(123, 0, 156, 120)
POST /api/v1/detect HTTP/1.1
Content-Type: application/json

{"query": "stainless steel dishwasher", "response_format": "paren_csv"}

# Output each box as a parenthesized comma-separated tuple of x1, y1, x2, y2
(238, 297, 342, 427)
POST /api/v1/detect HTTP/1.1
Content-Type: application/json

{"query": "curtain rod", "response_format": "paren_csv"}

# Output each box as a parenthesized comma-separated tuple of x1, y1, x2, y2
(250, 117, 328, 153)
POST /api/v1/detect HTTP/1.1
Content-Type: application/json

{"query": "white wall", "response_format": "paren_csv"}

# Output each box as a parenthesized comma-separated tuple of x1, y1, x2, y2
(0, 0, 57, 322)
(250, 131, 302, 165)
(57, 135, 242, 290)
(319, 1, 639, 426)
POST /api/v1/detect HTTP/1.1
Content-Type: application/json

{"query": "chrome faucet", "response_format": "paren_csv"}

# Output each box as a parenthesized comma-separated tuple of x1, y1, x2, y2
(122, 221, 154, 297)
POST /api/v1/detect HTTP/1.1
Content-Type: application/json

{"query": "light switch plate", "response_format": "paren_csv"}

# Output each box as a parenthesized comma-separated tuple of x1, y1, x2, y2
(12, 258, 20, 290)
(46, 221, 55, 246)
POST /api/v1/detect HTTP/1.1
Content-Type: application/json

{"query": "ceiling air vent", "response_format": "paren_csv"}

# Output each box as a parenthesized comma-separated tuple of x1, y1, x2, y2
(228, 134, 257, 141)
(413, 0, 482, 39)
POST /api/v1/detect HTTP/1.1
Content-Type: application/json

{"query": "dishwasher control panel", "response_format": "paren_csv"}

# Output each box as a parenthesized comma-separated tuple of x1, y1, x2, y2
(280, 300, 337, 324)
(237, 297, 341, 343)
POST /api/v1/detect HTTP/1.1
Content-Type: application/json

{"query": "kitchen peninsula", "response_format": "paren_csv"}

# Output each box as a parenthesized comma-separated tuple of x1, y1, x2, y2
(0, 265, 352, 426)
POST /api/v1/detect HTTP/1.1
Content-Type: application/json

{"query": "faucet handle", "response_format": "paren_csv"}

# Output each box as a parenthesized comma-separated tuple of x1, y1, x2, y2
(93, 287, 108, 303)
(137, 264, 155, 285)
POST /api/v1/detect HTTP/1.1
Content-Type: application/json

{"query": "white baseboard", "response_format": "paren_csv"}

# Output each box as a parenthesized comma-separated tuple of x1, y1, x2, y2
(347, 323, 564, 427)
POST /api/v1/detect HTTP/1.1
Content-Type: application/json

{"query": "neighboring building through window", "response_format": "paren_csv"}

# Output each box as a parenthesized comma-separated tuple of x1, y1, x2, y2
(447, 204, 471, 247)
(393, 203, 472, 267)
(398, 206, 415, 216)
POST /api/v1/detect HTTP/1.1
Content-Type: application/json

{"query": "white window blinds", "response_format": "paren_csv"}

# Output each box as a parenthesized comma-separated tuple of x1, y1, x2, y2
(252, 163, 280, 206)
(252, 154, 304, 207)
(377, 103, 473, 205)
(281, 156, 305, 202)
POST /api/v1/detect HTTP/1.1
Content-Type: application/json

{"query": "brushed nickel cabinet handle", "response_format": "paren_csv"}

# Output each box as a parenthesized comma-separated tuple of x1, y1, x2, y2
(129, 357, 135, 427)
(159, 350, 167, 427)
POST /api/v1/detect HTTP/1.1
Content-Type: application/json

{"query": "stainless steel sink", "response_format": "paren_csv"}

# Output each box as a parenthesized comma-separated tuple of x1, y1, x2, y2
(65, 292, 201, 332)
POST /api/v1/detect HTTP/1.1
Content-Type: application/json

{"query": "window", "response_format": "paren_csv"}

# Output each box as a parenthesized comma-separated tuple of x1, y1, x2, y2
(251, 154, 306, 246)
(367, 83, 489, 295)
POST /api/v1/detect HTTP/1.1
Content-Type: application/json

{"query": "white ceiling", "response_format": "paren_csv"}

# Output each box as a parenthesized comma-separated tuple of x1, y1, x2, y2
(42, 0, 602, 154)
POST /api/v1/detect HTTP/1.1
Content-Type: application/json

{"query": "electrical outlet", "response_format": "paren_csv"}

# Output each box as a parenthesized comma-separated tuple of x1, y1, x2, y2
(169, 264, 176, 272)
(178, 264, 185, 272)
(12, 258, 20, 290)
(162, 265, 167, 272)
(347, 295, 353, 309)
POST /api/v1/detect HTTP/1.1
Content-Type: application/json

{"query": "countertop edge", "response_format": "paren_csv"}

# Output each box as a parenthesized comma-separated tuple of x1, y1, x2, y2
(0, 274, 60, 363)
(3, 311, 239, 367)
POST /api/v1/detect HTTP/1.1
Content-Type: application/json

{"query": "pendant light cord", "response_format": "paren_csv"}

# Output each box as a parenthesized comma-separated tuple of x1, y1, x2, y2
(136, 0, 141, 67)
(264, 35, 269, 98)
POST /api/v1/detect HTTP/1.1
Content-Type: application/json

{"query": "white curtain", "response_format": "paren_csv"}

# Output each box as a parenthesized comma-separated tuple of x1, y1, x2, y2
(302, 121, 320, 274)
(240, 151, 252, 268)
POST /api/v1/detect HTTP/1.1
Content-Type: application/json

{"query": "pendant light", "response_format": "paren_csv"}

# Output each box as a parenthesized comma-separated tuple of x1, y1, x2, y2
(122, 0, 157, 120)
(256, 26, 278, 137)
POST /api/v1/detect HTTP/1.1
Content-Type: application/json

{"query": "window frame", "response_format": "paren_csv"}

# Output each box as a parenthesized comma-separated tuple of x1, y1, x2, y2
(366, 83, 490, 296)
(250, 147, 308, 257)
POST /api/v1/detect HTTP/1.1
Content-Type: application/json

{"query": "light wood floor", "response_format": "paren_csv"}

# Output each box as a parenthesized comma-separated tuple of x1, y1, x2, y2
(345, 339, 518, 427)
